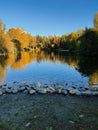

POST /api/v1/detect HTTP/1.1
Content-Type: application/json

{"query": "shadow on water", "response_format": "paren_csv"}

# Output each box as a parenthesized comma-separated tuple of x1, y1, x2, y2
(77, 55, 98, 76)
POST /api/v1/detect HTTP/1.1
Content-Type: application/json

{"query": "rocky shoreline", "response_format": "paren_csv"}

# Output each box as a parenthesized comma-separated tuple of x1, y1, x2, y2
(0, 81, 98, 96)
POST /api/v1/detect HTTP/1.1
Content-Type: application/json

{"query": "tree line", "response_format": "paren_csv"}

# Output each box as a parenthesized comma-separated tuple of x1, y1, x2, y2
(0, 12, 98, 55)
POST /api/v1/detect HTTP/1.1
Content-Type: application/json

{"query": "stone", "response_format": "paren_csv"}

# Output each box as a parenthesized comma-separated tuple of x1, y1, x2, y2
(3, 84, 7, 86)
(57, 88, 62, 93)
(19, 86, 26, 91)
(46, 86, 56, 93)
(69, 120, 75, 124)
(38, 88, 47, 94)
(69, 88, 81, 95)
(8, 86, 12, 89)
(6, 88, 12, 93)
(26, 87, 31, 91)
(75, 90, 81, 96)
(36, 82, 41, 88)
(29, 89, 36, 94)
(25, 122, 31, 127)
(61, 89, 67, 95)
(79, 114, 84, 118)
(2, 86, 7, 89)
(12, 89, 18, 94)
(58, 85, 64, 89)
(69, 89, 76, 95)
(1, 89, 6, 93)
(23, 90, 28, 94)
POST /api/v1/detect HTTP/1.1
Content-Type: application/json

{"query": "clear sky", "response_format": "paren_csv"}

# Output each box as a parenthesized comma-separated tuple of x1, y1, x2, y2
(0, 0, 98, 36)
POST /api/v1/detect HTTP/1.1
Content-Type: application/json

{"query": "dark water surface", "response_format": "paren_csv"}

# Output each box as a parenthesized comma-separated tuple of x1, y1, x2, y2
(0, 51, 98, 88)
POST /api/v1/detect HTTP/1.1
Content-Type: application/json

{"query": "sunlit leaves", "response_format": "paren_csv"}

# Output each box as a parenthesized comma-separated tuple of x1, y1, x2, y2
(94, 11, 98, 29)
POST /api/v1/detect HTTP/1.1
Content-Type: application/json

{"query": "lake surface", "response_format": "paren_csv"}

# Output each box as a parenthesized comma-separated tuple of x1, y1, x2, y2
(0, 51, 98, 88)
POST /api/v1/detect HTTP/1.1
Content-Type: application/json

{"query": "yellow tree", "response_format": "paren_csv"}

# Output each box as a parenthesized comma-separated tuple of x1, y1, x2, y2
(8, 28, 30, 49)
(0, 19, 13, 53)
(94, 11, 98, 29)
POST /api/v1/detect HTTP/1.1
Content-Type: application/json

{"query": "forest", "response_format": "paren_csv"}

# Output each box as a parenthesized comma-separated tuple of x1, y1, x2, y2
(0, 12, 98, 55)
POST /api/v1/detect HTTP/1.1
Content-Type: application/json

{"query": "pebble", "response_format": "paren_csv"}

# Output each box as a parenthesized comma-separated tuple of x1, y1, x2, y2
(6, 88, 12, 93)
(38, 88, 47, 94)
(61, 89, 67, 95)
(69, 89, 76, 95)
(19, 86, 26, 91)
(36, 82, 41, 88)
(12, 89, 18, 94)
(29, 89, 36, 94)
(23, 90, 28, 94)
(79, 114, 84, 118)
(69, 120, 75, 124)
(25, 122, 31, 127)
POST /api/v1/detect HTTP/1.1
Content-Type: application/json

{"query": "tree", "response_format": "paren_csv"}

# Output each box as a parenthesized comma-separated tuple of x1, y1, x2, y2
(8, 28, 30, 49)
(94, 11, 98, 29)
(79, 28, 98, 54)
(0, 19, 13, 53)
(0, 19, 6, 33)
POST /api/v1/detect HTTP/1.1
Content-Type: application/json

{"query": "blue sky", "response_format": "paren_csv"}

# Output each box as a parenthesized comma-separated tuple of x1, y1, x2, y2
(0, 0, 98, 36)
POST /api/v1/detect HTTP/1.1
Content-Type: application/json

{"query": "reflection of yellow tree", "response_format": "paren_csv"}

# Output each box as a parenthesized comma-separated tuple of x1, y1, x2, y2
(11, 52, 31, 70)
(89, 71, 98, 85)
(3, 53, 16, 67)
(2, 51, 97, 84)
(66, 56, 79, 68)
(0, 65, 7, 83)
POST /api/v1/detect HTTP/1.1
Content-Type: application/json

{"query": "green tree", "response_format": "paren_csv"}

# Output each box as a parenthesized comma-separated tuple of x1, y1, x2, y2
(79, 28, 98, 54)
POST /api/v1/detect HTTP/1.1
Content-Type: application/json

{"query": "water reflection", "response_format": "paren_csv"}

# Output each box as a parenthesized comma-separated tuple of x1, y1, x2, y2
(77, 55, 98, 87)
(0, 51, 98, 86)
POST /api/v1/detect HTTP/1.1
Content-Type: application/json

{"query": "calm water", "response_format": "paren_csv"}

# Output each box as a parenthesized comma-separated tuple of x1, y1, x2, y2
(0, 51, 98, 87)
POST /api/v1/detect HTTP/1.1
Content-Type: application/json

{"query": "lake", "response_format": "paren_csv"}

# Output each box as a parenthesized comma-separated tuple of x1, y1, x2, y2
(0, 51, 98, 88)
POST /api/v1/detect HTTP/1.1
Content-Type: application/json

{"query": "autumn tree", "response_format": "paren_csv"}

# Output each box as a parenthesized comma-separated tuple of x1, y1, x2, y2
(0, 19, 13, 53)
(94, 11, 98, 29)
(8, 28, 29, 49)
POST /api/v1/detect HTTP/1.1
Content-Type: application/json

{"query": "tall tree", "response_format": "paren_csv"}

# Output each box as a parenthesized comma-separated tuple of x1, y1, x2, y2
(0, 19, 6, 33)
(94, 11, 98, 29)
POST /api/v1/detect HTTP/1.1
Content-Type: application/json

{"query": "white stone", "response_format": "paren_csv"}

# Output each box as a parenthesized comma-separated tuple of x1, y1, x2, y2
(19, 86, 26, 91)
(75, 90, 81, 96)
(61, 89, 67, 95)
(46, 87, 56, 93)
(25, 122, 31, 127)
(69, 89, 81, 95)
(29, 89, 36, 94)
(38, 88, 47, 94)
(57, 89, 62, 93)
(69, 120, 75, 124)
(36, 82, 41, 88)
(12, 89, 18, 94)
(69, 89, 76, 95)
(79, 115, 84, 118)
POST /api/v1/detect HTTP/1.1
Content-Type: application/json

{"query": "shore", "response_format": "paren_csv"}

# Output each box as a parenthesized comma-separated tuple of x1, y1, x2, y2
(0, 93, 98, 130)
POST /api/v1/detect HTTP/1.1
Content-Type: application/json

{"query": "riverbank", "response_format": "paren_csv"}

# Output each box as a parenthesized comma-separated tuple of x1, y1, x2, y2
(0, 93, 98, 130)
